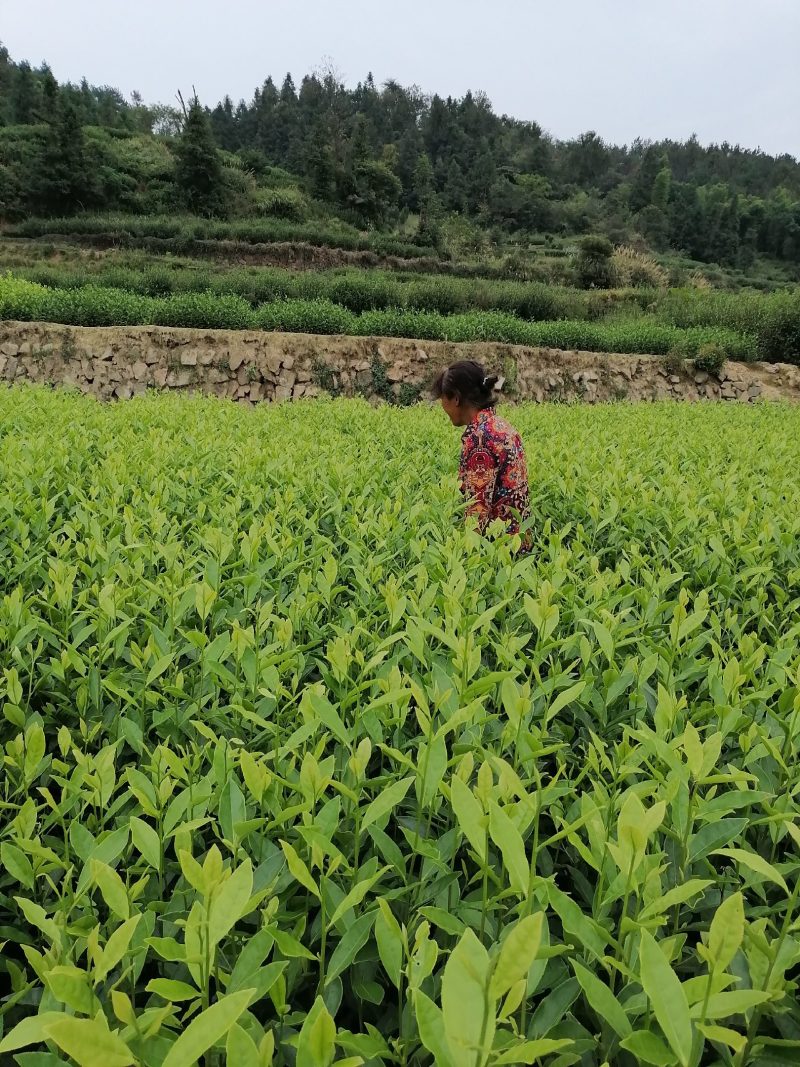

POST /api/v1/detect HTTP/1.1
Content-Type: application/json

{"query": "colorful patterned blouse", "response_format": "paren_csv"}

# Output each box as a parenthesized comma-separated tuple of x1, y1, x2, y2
(459, 409, 530, 538)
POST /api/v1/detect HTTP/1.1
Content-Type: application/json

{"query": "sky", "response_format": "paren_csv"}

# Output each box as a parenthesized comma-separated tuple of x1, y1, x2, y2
(2, 0, 798, 157)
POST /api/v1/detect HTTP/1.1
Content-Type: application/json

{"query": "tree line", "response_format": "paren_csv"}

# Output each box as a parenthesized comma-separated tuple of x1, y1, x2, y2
(1, 43, 799, 271)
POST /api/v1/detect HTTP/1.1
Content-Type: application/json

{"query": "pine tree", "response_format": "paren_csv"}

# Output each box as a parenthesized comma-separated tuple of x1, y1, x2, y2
(175, 99, 227, 217)
(413, 152, 441, 241)
(307, 124, 337, 201)
(10, 61, 37, 124)
(652, 165, 672, 213)
(348, 114, 371, 169)
(444, 159, 468, 212)
(210, 96, 238, 151)
(33, 97, 93, 215)
(630, 147, 662, 212)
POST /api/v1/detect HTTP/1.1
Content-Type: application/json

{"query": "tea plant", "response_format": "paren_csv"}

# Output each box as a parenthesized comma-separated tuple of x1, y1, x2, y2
(0, 274, 759, 360)
(0, 389, 799, 1066)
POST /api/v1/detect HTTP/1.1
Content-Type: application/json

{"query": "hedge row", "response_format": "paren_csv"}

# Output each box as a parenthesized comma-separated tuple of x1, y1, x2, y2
(17, 262, 613, 320)
(10, 262, 800, 361)
(7, 213, 434, 260)
(0, 275, 759, 359)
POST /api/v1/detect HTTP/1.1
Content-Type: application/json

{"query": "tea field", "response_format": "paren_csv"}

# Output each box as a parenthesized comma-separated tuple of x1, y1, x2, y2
(1, 387, 800, 1067)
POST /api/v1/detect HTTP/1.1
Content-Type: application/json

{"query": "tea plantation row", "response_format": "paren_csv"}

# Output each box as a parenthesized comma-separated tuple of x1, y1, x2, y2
(0, 274, 759, 359)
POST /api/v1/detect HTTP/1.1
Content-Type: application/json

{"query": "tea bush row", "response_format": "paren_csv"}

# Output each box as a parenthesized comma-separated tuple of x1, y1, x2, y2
(11, 258, 800, 361)
(8, 213, 434, 259)
(0, 275, 758, 358)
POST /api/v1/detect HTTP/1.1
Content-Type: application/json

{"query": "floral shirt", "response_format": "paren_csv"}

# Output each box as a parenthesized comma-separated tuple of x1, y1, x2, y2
(459, 409, 530, 538)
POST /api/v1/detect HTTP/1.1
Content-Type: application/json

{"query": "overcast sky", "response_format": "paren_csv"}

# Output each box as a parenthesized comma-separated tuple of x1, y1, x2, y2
(2, 0, 798, 157)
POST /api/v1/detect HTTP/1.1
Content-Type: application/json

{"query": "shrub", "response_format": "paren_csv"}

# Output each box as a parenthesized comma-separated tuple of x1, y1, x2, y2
(757, 291, 800, 365)
(255, 187, 309, 221)
(662, 350, 686, 375)
(152, 292, 255, 330)
(572, 234, 615, 290)
(693, 343, 728, 375)
(256, 299, 354, 335)
(0, 273, 48, 319)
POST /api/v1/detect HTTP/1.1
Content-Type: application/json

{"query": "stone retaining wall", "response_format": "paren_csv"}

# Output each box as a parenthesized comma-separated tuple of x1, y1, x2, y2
(1, 321, 798, 405)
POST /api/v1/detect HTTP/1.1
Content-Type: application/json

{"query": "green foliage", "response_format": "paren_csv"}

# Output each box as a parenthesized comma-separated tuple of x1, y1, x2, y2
(32, 98, 95, 216)
(8, 213, 432, 260)
(175, 100, 227, 218)
(693, 343, 728, 376)
(0, 390, 799, 1065)
(662, 350, 686, 376)
(2, 41, 800, 277)
(573, 235, 616, 290)
(0, 273, 761, 358)
(757, 290, 800, 363)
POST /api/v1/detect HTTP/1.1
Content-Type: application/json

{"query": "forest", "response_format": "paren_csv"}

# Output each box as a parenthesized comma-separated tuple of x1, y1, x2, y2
(1, 43, 799, 276)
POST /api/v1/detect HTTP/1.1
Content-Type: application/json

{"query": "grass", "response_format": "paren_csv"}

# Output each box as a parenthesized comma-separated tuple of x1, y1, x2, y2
(0, 388, 799, 1065)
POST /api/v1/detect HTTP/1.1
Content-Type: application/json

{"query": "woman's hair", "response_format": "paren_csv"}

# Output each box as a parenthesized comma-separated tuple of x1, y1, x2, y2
(431, 360, 499, 408)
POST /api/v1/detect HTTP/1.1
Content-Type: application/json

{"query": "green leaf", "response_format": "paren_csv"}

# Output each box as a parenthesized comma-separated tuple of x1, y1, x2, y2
(694, 989, 771, 1019)
(15, 896, 60, 943)
(91, 859, 129, 920)
(639, 930, 693, 1067)
(572, 959, 632, 1037)
(375, 899, 404, 989)
(44, 1016, 135, 1067)
(490, 913, 544, 1000)
(328, 867, 386, 927)
(489, 801, 529, 896)
(129, 816, 161, 870)
(226, 1023, 261, 1067)
(546, 679, 586, 722)
(360, 775, 414, 831)
(228, 926, 275, 991)
(146, 978, 200, 1001)
(712, 848, 789, 892)
(45, 965, 95, 1014)
(620, 1030, 678, 1065)
(592, 620, 615, 661)
(449, 775, 487, 863)
(302, 687, 349, 746)
(208, 858, 254, 947)
(1, 842, 34, 888)
(280, 840, 320, 899)
(161, 988, 255, 1067)
(548, 883, 609, 960)
(707, 891, 744, 973)
(418, 733, 448, 807)
(441, 929, 494, 1063)
(419, 906, 466, 937)
(492, 1039, 574, 1064)
(0, 1012, 64, 1054)
(687, 819, 747, 864)
(639, 879, 714, 920)
(97, 915, 141, 983)
(413, 990, 456, 1067)
(696, 1023, 746, 1053)
(24, 724, 46, 782)
(296, 995, 336, 1067)
(325, 909, 375, 985)
(271, 926, 316, 961)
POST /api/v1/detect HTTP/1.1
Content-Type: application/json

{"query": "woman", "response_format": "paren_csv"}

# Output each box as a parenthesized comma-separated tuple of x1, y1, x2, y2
(433, 360, 530, 545)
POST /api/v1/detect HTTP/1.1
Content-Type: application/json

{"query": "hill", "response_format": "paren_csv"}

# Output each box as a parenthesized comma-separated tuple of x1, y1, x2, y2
(0, 42, 799, 285)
